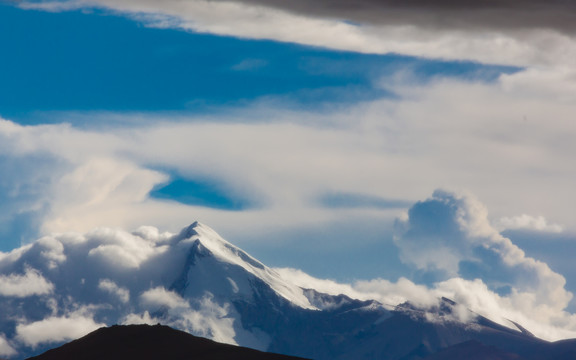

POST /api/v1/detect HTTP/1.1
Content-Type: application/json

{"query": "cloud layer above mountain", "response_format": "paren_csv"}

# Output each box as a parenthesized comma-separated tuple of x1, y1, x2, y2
(1, 65, 576, 245)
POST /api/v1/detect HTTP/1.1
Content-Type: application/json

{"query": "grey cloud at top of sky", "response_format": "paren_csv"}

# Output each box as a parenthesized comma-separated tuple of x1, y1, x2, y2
(221, 0, 576, 34)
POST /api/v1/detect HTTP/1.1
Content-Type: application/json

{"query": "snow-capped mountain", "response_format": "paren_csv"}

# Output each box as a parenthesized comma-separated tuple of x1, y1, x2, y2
(169, 222, 315, 310)
(0, 222, 575, 359)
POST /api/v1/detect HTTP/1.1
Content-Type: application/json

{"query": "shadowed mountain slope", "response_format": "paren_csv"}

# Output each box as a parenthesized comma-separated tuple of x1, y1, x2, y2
(423, 340, 524, 360)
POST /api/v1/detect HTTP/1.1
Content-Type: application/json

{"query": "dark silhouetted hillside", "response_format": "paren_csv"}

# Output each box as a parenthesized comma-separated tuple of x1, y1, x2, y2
(26, 324, 309, 360)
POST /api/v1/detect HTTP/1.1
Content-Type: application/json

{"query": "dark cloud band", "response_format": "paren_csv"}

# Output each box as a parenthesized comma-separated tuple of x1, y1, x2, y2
(220, 0, 576, 34)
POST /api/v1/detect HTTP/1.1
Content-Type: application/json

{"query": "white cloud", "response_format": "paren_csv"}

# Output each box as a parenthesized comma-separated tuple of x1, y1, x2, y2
(276, 267, 438, 309)
(138, 288, 251, 347)
(274, 268, 371, 300)
(0, 335, 16, 357)
(0, 66, 576, 245)
(433, 277, 576, 341)
(354, 278, 440, 309)
(121, 311, 159, 326)
(16, 313, 105, 347)
(395, 190, 572, 311)
(0, 267, 53, 297)
(500, 67, 576, 101)
(140, 287, 189, 310)
(98, 279, 130, 303)
(390, 190, 576, 339)
(496, 214, 564, 233)
(173, 295, 238, 345)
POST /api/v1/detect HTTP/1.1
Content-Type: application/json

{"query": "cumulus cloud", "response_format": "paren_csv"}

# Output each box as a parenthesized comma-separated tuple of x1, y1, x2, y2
(0, 267, 54, 297)
(98, 279, 130, 303)
(496, 214, 564, 233)
(0, 226, 175, 354)
(0, 222, 274, 357)
(167, 295, 240, 346)
(395, 190, 571, 306)
(87, 227, 165, 270)
(390, 190, 576, 337)
(0, 335, 16, 357)
(137, 287, 264, 347)
(140, 287, 189, 310)
(16, 312, 105, 347)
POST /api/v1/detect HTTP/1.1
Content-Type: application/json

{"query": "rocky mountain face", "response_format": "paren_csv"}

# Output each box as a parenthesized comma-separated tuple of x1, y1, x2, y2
(1, 222, 576, 359)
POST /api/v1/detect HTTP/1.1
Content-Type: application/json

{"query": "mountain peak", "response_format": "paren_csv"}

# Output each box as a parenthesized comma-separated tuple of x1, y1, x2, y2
(178, 221, 204, 238)
(174, 222, 316, 310)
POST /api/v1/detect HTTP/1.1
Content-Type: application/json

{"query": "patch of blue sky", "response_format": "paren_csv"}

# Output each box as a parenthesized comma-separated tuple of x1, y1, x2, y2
(0, 3, 520, 125)
(149, 176, 254, 211)
(0, 153, 60, 250)
(0, 209, 43, 252)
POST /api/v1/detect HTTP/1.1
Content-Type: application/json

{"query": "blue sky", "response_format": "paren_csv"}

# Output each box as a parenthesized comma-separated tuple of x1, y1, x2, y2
(2, 0, 576, 341)
(0, 3, 515, 124)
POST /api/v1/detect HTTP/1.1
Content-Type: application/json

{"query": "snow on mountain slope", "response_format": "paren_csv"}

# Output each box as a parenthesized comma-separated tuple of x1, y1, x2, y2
(172, 222, 315, 310)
